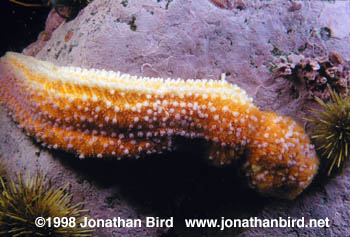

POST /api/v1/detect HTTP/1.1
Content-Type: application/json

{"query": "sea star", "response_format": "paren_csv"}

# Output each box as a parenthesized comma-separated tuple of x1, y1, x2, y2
(0, 52, 318, 199)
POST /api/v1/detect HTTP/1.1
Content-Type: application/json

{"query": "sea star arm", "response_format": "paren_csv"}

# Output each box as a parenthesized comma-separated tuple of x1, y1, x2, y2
(0, 52, 319, 199)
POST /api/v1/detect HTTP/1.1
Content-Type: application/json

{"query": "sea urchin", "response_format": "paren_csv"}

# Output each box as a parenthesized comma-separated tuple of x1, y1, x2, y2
(309, 87, 350, 175)
(0, 173, 93, 236)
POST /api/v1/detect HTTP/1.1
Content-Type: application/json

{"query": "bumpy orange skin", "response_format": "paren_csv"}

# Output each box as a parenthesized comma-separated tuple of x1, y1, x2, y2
(0, 52, 318, 199)
(244, 112, 318, 199)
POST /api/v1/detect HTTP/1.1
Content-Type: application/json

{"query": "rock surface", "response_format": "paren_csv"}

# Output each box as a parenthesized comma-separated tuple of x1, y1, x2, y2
(1, 0, 350, 236)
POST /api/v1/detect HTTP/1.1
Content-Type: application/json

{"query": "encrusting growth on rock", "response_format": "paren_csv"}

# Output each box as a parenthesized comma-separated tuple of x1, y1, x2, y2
(0, 52, 318, 199)
(275, 51, 349, 100)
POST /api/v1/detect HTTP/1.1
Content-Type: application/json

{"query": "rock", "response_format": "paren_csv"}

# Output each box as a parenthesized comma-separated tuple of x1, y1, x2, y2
(1, 0, 349, 236)
(23, 9, 66, 56)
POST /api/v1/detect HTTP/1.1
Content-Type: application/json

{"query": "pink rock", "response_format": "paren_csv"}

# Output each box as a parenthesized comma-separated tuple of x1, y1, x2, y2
(0, 0, 347, 236)
(23, 9, 65, 56)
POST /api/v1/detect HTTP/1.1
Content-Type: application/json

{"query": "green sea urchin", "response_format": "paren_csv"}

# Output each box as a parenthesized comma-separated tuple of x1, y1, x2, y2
(309, 87, 350, 175)
(0, 173, 93, 236)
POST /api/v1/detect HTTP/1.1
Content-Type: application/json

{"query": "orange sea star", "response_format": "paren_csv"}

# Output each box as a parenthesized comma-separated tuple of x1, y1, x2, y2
(0, 52, 318, 199)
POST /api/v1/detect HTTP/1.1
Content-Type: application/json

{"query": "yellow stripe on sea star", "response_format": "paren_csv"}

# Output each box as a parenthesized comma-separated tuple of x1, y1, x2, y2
(0, 52, 318, 199)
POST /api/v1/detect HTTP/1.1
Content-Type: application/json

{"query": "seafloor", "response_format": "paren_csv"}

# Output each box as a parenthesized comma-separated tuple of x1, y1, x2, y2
(1, 0, 350, 236)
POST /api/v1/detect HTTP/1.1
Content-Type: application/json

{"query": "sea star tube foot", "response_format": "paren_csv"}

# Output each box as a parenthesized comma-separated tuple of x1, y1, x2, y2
(0, 52, 319, 199)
